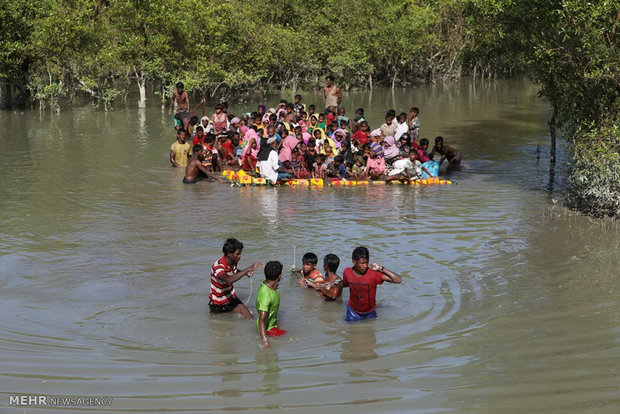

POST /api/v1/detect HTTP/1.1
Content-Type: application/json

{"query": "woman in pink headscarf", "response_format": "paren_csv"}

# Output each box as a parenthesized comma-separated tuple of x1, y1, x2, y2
(278, 132, 299, 163)
(382, 135, 400, 165)
(242, 129, 260, 171)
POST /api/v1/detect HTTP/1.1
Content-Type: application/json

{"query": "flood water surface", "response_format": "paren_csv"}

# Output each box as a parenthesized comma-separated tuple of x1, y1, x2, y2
(1, 79, 619, 413)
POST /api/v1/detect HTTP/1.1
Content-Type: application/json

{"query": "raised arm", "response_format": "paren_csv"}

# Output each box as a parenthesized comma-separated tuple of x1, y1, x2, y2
(217, 262, 263, 285)
(369, 262, 402, 284)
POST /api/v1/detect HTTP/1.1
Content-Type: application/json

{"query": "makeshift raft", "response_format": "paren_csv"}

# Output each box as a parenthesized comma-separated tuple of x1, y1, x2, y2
(222, 170, 452, 187)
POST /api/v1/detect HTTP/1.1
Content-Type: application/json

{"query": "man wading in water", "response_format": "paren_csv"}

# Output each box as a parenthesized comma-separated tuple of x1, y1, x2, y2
(323, 75, 342, 112)
(209, 239, 263, 319)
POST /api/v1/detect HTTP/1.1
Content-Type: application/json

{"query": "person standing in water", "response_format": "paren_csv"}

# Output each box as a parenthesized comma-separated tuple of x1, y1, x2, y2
(168, 82, 190, 115)
(342, 246, 402, 322)
(323, 75, 342, 112)
(209, 238, 263, 319)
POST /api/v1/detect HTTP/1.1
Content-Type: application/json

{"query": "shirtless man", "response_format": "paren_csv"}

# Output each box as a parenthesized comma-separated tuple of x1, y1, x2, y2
(303, 254, 343, 302)
(168, 82, 190, 115)
(323, 75, 342, 111)
(431, 136, 462, 167)
(183, 145, 225, 184)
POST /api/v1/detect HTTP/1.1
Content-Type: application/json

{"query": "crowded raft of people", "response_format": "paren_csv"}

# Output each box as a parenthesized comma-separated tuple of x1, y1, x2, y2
(168, 82, 462, 186)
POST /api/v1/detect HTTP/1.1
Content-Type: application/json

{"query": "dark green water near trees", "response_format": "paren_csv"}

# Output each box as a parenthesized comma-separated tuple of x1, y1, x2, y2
(1, 79, 618, 413)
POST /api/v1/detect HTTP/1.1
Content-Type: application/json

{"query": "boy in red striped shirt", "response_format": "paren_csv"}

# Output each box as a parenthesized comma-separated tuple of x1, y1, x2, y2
(209, 238, 263, 319)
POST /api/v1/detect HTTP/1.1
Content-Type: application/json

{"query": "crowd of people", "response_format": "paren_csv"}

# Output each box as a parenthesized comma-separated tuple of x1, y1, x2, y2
(169, 76, 463, 185)
(210, 238, 402, 349)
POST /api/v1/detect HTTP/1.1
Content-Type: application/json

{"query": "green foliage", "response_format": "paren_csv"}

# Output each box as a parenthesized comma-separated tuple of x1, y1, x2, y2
(568, 123, 620, 218)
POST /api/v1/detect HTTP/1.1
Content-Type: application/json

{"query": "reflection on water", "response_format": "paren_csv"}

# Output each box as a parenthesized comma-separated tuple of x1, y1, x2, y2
(341, 324, 378, 363)
(1, 79, 619, 413)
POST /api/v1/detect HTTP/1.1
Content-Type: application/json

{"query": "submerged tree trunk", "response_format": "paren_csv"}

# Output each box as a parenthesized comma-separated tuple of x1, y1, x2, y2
(135, 68, 146, 108)
(549, 104, 557, 164)
(137, 79, 146, 108)
(1, 83, 11, 108)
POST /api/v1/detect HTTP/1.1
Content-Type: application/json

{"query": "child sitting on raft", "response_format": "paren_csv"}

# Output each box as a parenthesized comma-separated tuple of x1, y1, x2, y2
(386, 150, 432, 182)
(365, 149, 385, 180)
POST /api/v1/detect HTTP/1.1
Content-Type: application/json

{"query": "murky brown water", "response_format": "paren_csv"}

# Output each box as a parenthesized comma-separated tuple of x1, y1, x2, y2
(1, 79, 619, 413)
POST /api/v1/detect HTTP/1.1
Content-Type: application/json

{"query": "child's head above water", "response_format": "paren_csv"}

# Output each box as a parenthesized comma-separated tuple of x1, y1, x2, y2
(435, 136, 444, 149)
(323, 254, 340, 273)
(264, 261, 283, 281)
(302, 252, 318, 275)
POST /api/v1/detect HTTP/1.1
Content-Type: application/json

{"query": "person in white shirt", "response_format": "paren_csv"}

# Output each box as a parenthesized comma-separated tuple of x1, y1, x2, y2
(258, 137, 293, 184)
(386, 151, 432, 182)
(395, 112, 409, 141)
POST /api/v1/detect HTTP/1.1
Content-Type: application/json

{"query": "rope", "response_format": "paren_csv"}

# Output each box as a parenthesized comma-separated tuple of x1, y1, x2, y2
(244, 273, 254, 306)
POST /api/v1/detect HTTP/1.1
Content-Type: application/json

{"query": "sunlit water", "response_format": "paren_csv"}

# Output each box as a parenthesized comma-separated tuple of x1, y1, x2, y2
(1, 79, 619, 413)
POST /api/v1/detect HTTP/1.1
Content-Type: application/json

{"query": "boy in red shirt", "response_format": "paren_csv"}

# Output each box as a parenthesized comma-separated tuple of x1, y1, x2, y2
(342, 246, 402, 322)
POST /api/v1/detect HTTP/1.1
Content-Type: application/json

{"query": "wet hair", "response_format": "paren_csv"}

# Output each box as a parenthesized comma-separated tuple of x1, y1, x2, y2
(223, 238, 244, 255)
(435, 136, 444, 144)
(326, 75, 335, 81)
(410, 107, 419, 115)
(419, 138, 429, 146)
(323, 254, 340, 272)
(175, 82, 184, 89)
(264, 261, 283, 280)
(352, 246, 369, 261)
(334, 155, 344, 164)
(302, 252, 318, 265)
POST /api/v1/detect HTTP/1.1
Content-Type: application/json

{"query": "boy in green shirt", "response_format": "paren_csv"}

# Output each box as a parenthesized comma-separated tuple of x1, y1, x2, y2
(256, 261, 286, 349)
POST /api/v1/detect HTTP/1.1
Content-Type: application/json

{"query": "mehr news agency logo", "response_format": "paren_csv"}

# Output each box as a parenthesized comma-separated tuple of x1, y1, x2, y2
(9, 394, 113, 407)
